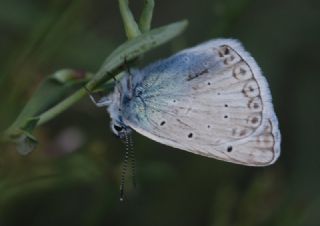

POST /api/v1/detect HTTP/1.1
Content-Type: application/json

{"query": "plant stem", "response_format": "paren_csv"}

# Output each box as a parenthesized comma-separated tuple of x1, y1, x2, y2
(2, 20, 187, 137)
(37, 88, 86, 126)
(118, 0, 141, 39)
(139, 0, 155, 32)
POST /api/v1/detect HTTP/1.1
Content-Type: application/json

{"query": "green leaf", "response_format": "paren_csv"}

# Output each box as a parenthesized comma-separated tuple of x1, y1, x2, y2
(2, 20, 188, 154)
(2, 69, 91, 152)
(118, 0, 141, 39)
(5, 117, 40, 155)
(139, 0, 155, 32)
(51, 69, 92, 84)
(36, 20, 188, 127)
(15, 130, 38, 156)
(87, 20, 188, 89)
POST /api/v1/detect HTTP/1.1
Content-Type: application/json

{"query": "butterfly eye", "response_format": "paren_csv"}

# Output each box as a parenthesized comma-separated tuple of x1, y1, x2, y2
(113, 125, 123, 132)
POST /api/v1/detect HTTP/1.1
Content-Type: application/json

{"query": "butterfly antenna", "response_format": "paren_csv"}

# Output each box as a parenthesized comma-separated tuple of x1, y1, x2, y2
(128, 134, 137, 188)
(120, 131, 130, 202)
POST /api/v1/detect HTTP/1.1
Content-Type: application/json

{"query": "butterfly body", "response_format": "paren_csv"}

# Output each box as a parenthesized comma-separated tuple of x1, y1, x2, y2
(104, 39, 281, 166)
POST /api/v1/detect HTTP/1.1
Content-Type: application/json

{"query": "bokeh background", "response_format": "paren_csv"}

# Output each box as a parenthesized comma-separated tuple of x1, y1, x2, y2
(1, 0, 320, 225)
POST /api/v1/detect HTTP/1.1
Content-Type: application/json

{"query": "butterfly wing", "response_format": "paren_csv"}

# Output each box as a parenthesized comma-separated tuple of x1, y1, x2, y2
(122, 39, 281, 166)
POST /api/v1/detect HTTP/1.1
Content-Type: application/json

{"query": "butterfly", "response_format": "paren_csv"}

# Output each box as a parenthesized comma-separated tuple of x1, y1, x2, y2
(91, 39, 281, 166)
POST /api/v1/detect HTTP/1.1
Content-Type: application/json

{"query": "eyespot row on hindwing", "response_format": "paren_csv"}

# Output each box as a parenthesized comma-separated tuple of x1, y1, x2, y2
(216, 45, 241, 66)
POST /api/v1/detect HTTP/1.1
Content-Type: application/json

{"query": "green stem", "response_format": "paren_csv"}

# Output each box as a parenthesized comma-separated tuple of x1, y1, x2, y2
(118, 0, 141, 39)
(37, 73, 122, 126)
(36, 19, 188, 127)
(139, 0, 155, 32)
(37, 88, 86, 126)
(1, 20, 188, 149)
(38, 0, 157, 126)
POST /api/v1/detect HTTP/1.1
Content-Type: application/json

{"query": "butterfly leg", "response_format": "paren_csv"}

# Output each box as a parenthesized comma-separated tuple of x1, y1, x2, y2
(122, 56, 133, 96)
(84, 86, 111, 107)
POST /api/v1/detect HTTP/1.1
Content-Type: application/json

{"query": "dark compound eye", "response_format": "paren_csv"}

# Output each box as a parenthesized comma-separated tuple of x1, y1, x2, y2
(113, 125, 123, 132)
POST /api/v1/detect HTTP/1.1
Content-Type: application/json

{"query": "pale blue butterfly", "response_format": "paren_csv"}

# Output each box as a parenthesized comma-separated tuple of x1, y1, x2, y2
(91, 39, 281, 167)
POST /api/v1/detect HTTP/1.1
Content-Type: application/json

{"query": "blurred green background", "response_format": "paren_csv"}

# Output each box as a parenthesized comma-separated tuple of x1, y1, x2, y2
(0, 0, 320, 226)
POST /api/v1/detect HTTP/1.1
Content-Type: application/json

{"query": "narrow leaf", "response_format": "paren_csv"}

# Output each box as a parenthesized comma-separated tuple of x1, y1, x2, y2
(87, 20, 188, 89)
(3, 69, 91, 151)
